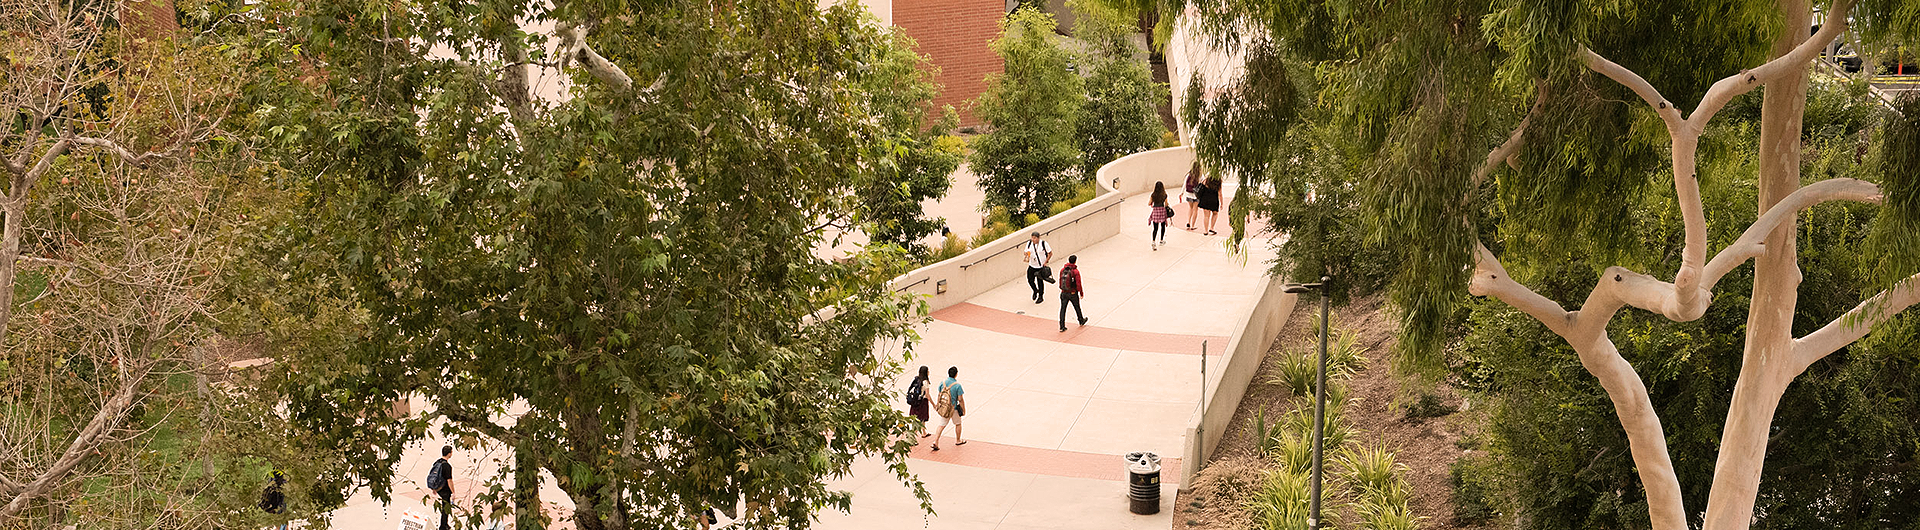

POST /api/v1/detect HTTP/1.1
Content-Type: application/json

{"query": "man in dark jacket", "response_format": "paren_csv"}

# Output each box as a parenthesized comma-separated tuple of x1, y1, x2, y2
(1059, 255, 1086, 331)
(428, 445, 455, 530)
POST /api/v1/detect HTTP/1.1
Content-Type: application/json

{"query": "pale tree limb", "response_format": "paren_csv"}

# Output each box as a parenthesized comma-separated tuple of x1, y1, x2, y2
(1575, 47, 1685, 133)
(1690, 0, 1856, 129)
(555, 22, 634, 90)
(1470, 81, 1549, 189)
(1792, 273, 1920, 371)
(1702, 178, 1883, 287)
(0, 364, 150, 524)
(1467, 241, 1690, 530)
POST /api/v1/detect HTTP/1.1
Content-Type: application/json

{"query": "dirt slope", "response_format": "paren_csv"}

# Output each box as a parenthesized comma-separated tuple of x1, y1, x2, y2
(1173, 295, 1487, 530)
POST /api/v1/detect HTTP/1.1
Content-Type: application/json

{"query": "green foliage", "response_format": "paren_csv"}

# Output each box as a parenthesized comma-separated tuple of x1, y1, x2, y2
(1448, 456, 1501, 525)
(972, 207, 1019, 247)
(1246, 469, 1312, 530)
(1401, 392, 1456, 420)
(852, 30, 962, 257)
(1338, 442, 1409, 507)
(971, 8, 1085, 220)
(247, 0, 936, 527)
(1069, 0, 1166, 178)
(1445, 80, 1920, 529)
(1867, 94, 1920, 295)
(1269, 349, 1316, 397)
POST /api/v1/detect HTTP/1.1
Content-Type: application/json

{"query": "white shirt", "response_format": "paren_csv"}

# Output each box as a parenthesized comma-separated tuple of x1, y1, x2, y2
(1024, 240, 1051, 268)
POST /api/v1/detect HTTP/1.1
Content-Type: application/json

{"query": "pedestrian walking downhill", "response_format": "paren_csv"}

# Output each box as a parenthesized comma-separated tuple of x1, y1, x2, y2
(1058, 255, 1087, 331)
(427, 445, 455, 530)
(1023, 231, 1054, 303)
(1148, 182, 1171, 250)
(930, 367, 968, 451)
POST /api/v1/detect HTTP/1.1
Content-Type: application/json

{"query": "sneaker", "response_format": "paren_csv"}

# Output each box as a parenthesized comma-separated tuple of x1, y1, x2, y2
(1059, 326, 1068, 332)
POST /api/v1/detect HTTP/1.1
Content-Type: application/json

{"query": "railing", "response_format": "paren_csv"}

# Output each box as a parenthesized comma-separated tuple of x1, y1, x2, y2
(888, 146, 1195, 312)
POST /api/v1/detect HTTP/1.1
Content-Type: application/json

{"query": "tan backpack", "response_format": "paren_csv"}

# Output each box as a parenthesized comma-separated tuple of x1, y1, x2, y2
(934, 381, 956, 418)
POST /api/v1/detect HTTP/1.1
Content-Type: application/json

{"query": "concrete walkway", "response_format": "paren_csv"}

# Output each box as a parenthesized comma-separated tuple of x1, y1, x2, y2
(816, 195, 1275, 530)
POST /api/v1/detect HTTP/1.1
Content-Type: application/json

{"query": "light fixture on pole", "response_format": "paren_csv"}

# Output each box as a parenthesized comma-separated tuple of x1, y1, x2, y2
(1281, 276, 1330, 530)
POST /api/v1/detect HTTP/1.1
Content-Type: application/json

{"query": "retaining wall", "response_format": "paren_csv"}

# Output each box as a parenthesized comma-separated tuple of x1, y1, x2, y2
(889, 145, 1295, 488)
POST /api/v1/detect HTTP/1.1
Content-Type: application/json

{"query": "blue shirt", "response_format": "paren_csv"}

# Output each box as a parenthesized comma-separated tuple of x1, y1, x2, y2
(941, 377, 964, 401)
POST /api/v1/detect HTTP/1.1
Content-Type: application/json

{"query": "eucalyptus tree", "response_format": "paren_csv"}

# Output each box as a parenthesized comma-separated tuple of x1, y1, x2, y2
(1174, 0, 1920, 528)
(971, 7, 1085, 220)
(246, 0, 933, 528)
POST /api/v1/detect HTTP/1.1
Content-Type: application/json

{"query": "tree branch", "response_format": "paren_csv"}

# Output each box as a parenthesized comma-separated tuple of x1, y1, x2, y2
(556, 23, 634, 90)
(1468, 241, 1575, 335)
(1577, 46, 1685, 133)
(66, 136, 167, 167)
(438, 404, 522, 448)
(1470, 81, 1549, 189)
(1703, 178, 1882, 286)
(0, 365, 148, 524)
(1690, 0, 1857, 128)
(1793, 273, 1920, 369)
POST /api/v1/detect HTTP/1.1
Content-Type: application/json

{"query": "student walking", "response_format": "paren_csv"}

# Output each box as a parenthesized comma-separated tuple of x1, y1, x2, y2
(259, 470, 288, 530)
(930, 367, 968, 451)
(1148, 182, 1171, 250)
(908, 366, 933, 437)
(1182, 163, 1202, 229)
(1023, 231, 1053, 303)
(427, 445, 455, 530)
(1058, 255, 1086, 331)
(1197, 176, 1223, 235)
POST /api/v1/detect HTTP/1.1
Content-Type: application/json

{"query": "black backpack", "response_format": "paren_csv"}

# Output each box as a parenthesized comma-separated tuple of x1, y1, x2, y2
(906, 378, 926, 406)
(258, 471, 287, 514)
(427, 459, 448, 492)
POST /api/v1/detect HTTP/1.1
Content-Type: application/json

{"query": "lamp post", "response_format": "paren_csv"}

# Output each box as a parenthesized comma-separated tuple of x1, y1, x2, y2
(1282, 276, 1330, 530)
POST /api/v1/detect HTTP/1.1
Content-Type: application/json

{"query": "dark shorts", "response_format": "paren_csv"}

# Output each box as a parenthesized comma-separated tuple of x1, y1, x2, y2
(910, 401, 930, 422)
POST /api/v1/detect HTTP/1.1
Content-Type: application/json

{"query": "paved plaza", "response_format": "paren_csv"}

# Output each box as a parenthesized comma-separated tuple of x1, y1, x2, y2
(814, 196, 1276, 530)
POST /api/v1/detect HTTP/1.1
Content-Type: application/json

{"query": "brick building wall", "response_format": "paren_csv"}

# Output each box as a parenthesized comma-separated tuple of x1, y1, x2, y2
(892, 0, 1006, 127)
(120, 0, 178, 41)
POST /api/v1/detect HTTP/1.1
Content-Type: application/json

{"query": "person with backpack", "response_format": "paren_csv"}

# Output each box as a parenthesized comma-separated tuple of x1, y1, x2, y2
(1058, 255, 1087, 331)
(1148, 182, 1172, 250)
(259, 469, 288, 530)
(907, 366, 933, 436)
(427, 445, 455, 530)
(929, 366, 967, 451)
(1023, 231, 1054, 304)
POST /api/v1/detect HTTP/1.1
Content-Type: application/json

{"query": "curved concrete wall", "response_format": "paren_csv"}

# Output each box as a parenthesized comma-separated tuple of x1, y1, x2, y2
(889, 145, 1293, 488)
(889, 146, 1196, 311)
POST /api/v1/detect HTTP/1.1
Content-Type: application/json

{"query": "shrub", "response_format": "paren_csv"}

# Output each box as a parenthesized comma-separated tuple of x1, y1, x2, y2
(928, 232, 971, 263)
(1449, 456, 1499, 525)
(1246, 469, 1311, 530)
(1271, 430, 1313, 474)
(1338, 442, 1408, 502)
(1351, 498, 1421, 530)
(1403, 392, 1457, 420)
(1269, 350, 1316, 397)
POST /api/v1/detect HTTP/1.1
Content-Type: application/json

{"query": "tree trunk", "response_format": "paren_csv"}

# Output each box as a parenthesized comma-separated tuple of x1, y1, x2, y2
(1702, 1, 1811, 528)
(0, 202, 23, 343)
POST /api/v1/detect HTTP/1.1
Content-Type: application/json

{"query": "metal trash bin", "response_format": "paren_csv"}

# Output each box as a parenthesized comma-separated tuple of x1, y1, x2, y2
(1125, 451, 1162, 515)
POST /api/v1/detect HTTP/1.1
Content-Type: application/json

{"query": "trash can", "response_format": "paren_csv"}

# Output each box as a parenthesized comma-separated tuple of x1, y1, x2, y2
(1125, 451, 1161, 515)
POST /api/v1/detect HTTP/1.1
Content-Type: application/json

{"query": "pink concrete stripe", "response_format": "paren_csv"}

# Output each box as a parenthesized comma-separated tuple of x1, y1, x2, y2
(933, 302, 1226, 355)
(909, 437, 1182, 484)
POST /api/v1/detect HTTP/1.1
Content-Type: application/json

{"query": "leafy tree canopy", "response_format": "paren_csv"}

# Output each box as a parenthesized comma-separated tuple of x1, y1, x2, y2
(971, 7, 1086, 220)
(239, 0, 936, 528)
